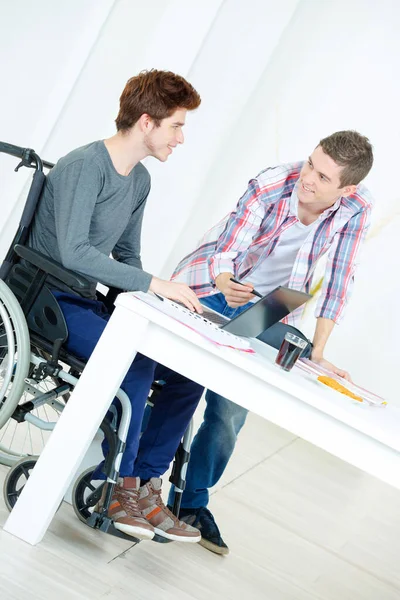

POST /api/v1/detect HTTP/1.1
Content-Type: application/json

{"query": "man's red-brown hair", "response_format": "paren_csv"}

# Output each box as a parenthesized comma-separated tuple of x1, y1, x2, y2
(116, 69, 201, 131)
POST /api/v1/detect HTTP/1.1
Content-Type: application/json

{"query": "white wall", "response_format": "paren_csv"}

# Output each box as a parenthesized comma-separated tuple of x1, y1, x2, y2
(0, 0, 114, 255)
(1, 0, 399, 403)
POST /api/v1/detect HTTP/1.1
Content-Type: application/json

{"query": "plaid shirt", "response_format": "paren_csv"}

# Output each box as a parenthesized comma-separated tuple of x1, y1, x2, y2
(172, 162, 373, 325)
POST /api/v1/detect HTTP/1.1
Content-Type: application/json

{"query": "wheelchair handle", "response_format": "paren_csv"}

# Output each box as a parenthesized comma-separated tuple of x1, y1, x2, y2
(0, 141, 54, 171)
(0, 141, 27, 159)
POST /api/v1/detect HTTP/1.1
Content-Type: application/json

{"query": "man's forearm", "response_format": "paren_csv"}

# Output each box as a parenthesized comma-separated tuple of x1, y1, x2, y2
(312, 317, 336, 358)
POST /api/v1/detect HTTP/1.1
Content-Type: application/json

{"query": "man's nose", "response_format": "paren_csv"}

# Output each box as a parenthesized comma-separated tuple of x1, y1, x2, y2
(303, 176, 314, 187)
(302, 169, 315, 187)
(177, 129, 184, 144)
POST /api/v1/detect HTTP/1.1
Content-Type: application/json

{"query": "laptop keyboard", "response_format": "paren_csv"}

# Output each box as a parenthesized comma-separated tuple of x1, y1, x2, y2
(173, 301, 230, 326)
(200, 308, 230, 326)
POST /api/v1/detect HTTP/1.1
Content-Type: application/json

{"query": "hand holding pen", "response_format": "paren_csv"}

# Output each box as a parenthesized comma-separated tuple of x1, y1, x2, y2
(214, 272, 262, 308)
(229, 277, 263, 298)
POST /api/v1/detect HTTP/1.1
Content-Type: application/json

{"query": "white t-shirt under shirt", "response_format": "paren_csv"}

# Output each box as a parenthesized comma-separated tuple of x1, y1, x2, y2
(243, 219, 313, 296)
(243, 189, 319, 296)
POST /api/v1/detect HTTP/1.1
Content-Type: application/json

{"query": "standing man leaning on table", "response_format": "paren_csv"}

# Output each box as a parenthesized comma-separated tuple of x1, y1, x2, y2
(170, 130, 374, 554)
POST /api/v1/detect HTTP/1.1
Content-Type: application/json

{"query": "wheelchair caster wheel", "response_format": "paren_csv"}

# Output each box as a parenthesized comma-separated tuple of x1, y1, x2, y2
(72, 466, 105, 524)
(3, 455, 39, 511)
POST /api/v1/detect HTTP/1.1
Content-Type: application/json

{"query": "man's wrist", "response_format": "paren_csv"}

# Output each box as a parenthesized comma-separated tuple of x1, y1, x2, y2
(149, 276, 161, 293)
(215, 272, 233, 291)
(311, 347, 324, 361)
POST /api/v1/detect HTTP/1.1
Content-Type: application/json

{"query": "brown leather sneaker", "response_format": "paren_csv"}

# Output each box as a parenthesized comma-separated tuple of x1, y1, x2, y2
(138, 478, 201, 543)
(96, 477, 155, 540)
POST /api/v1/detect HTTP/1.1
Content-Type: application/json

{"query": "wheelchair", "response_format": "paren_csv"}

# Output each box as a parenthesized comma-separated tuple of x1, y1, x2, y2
(0, 141, 193, 543)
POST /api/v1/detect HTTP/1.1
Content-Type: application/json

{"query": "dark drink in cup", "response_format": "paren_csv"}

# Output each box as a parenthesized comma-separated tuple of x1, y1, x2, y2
(275, 332, 308, 372)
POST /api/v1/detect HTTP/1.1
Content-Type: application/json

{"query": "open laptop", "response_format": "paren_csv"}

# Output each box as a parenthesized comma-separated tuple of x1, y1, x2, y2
(201, 286, 311, 338)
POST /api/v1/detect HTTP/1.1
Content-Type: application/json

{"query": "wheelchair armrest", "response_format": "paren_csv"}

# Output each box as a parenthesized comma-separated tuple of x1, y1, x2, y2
(14, 244, 94, 294)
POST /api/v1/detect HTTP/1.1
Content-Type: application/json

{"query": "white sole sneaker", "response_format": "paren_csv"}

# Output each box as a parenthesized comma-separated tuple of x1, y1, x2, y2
(114, 522, 155, 540)
(153, 527, 201, 543)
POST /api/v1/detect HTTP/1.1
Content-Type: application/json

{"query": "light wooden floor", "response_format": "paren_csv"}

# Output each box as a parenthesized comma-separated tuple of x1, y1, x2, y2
(1, 411, 400, 600)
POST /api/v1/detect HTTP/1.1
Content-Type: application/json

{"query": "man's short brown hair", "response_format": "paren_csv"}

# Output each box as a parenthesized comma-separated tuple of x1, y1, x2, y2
(115, 69, 201, 131)
(319, 130, 373, 186)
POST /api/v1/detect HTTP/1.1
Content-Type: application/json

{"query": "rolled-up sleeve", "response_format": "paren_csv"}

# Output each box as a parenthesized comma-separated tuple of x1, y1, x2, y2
(316, 207, 371, 323)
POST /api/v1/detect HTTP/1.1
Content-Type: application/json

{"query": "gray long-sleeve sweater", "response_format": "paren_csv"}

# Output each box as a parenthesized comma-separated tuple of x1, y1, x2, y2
(29, 140, 153, 298)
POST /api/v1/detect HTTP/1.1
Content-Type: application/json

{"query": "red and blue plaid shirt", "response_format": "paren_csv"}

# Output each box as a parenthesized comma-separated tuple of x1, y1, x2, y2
(172, 162, 373, 324)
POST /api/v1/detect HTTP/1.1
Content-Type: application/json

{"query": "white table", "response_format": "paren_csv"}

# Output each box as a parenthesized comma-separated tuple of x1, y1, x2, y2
(4, 293, 400, 545)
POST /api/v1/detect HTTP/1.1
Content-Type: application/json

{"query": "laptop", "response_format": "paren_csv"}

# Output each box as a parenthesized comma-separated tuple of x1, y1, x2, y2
(201, 286, 311, 338)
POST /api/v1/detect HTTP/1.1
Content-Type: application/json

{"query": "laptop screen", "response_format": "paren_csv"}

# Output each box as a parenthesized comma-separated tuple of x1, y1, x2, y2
(220, 286, 311, 338)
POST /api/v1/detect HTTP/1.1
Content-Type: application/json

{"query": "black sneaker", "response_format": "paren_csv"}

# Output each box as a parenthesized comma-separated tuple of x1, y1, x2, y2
(177, 506, 229, 555)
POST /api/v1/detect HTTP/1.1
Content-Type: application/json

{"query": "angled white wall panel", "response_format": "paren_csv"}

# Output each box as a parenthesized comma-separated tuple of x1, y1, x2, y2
(0, 0, 115, 258)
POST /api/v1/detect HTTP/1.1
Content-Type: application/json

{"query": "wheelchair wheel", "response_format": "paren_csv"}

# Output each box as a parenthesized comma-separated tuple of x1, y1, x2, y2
(72, 466, 104, 524)
(0, 372, 69, 466)
(0, 280, 31, 429)
(3, 455, 38, 511)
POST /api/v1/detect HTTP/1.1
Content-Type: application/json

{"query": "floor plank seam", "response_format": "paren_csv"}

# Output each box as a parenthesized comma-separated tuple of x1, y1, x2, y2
(213, 436, 300, 496)
(107, 541, 139, 563)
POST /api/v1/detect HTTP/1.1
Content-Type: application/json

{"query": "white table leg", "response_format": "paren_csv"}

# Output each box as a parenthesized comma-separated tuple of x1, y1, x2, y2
(3, 305, 150, 545)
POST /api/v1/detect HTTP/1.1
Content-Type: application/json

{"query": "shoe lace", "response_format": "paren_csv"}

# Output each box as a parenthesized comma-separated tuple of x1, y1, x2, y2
(150, 485, 181, 524)
(115, 486, 143, 518)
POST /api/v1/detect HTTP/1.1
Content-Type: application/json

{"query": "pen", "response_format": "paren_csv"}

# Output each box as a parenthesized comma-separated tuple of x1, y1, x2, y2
(230, 277, 263, 299)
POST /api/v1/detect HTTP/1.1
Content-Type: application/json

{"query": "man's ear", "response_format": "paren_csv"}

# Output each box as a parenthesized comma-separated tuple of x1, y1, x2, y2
(138, 113, 154, 133)
(341, 184, 357, 197)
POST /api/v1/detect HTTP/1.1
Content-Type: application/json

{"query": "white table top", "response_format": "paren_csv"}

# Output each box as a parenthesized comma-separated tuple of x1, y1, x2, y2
(118, 292, 399, 454)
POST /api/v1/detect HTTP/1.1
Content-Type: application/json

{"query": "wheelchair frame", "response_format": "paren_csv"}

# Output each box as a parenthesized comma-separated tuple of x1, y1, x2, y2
(0, 141, 192, 543)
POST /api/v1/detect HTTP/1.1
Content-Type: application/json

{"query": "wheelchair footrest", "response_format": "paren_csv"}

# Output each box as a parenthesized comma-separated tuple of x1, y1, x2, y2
(85, 511, 172, 544)
(86, 510, 108, 529)
(153, 533, 173, 544)
(85, 511, 141, 543)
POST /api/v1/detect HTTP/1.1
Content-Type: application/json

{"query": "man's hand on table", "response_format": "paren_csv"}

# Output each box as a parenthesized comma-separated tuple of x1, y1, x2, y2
(149, 278, 203, 314)
(311, 350, 352, 382)
(215, 272, 254, 308)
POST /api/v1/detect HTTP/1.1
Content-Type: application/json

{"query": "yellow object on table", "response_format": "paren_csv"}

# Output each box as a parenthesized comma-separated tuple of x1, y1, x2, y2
(317, 375, 363, 402)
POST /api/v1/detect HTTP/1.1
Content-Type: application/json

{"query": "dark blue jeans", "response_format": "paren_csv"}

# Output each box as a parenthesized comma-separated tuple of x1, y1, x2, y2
(167, 292, 311, 508)
(53, 292, 203, 480)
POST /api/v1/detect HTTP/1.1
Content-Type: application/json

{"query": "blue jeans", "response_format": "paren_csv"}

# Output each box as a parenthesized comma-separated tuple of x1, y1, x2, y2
(53, 292, 204, 480)
(167, 292, 311, 508)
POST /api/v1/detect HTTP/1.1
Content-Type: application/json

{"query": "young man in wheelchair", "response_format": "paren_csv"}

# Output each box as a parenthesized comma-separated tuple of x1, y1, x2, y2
(27, 70, 205, 543)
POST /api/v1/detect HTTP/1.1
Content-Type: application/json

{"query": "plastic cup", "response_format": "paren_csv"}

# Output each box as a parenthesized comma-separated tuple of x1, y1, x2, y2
(275, 332, 308, 372)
